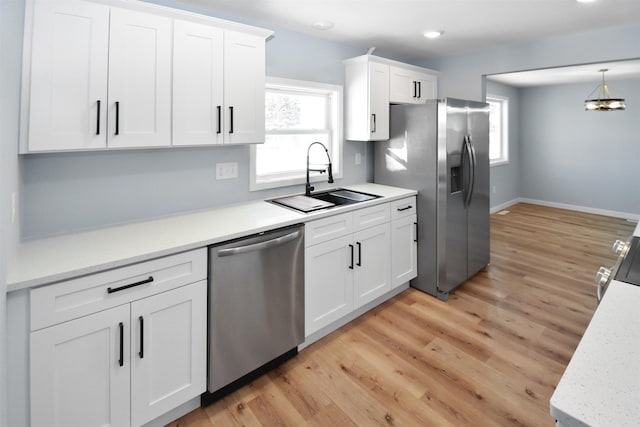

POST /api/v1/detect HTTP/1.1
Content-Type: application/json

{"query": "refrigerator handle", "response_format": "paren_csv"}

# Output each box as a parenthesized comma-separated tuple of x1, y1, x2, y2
(462, 136, 471, 207)
(467, 136, 477, 206)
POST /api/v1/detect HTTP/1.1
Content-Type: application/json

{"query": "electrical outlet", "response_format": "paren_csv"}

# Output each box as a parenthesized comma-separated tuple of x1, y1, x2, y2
(355, 153, 362, 165)
(492, 185, 497, 194)
(216, 162, 238, 180)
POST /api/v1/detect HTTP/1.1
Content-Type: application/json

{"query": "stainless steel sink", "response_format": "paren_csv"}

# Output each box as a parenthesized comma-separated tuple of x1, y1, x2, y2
(270, 188, 380, 213)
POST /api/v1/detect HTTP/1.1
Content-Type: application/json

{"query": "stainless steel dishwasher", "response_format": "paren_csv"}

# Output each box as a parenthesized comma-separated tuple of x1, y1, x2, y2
(206, 224, 304, 399)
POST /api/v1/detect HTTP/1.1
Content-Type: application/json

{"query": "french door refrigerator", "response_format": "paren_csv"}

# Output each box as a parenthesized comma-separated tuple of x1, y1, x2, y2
(374, 98, 490, 300)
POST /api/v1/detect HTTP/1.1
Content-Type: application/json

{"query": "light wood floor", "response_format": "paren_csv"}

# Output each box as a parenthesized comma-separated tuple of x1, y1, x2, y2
(169, 203, 635, 427)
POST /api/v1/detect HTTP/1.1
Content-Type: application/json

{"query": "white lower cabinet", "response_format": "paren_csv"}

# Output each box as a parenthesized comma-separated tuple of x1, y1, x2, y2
(31, 304, 131, 427)
(353, 224, 391, 308)
(305, 204, 392, 337)
(390, 197, 418, 288)
(30, 249, 207, 427)
(305, 235, 354, 335)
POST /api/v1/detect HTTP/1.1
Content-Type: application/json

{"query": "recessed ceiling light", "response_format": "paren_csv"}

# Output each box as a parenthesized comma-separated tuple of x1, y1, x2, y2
(311, 20, 334, 31)
(423, 31, 443, 39)
(576, 0, 598, 3)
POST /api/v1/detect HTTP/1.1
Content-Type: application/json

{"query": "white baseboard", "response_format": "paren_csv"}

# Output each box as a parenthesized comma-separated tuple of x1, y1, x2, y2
(517, 198, 640, 221)
(490, 198, 521, 214)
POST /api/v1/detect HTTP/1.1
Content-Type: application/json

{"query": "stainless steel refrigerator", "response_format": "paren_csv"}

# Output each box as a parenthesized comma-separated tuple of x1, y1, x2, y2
(374, 98, 490, 300)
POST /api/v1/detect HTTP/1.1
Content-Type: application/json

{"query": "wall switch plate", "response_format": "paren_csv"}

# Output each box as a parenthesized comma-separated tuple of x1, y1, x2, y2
(216, 162, 238, 180)
(492, 185, 497, 194)
(355, 153, 362, 165)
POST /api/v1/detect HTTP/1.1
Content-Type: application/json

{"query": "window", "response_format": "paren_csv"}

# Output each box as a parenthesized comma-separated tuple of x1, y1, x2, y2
(250, 77, 343, 191)
(487, 95, 509, 166)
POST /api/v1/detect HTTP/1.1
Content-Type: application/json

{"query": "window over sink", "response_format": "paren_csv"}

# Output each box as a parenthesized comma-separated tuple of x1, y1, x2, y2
(250, 77, 343, 191)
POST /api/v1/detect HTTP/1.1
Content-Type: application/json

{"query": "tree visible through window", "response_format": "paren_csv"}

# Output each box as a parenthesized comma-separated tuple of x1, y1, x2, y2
(251, 78, 342, 190)
(487, 95, 509, 166)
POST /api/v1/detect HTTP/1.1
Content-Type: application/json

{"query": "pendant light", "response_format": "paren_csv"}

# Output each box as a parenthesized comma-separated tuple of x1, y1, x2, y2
(584, 69, 626, 111)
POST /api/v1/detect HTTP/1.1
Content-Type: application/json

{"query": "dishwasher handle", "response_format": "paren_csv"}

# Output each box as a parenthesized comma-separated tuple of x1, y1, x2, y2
(216, 230, 301, 257)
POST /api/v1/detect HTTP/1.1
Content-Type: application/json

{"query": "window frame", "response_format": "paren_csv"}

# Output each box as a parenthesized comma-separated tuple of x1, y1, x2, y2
(487, 94, 509, 167)
(250, 77, 343, 191)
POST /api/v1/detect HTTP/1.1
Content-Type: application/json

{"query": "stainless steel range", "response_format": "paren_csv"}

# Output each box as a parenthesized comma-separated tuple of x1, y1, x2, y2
(595, 235, 640, 302)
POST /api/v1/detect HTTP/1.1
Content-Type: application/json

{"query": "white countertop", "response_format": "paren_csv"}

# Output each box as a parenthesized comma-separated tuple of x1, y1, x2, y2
(7, 183, 416, 291)
(550, 280, 640, 426)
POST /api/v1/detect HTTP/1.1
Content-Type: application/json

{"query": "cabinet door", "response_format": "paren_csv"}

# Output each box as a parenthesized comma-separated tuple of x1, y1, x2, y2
(30, 305, 130, 427)
(27, 0, 109, 151)
(415, 73, 437, 101)
(130, 281, 207, 426)
(389, 65, 418, 104)
(389, 66, 438, 104)
(108, 8, 172, 148)
(353, 223, 391, 308)
(391, 214, 418, 288)
(173, 20, 224, 146)
(305, 235, 354, 336)
(223, 31, 266, 144)
(368, 61, 389, 140)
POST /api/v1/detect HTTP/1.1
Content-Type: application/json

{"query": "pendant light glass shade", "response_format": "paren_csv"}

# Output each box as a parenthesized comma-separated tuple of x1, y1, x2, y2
(584, 69, 626, 111)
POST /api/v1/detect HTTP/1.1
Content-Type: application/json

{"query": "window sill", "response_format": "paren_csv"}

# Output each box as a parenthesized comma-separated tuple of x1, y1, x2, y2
(490, 159, 510, 168)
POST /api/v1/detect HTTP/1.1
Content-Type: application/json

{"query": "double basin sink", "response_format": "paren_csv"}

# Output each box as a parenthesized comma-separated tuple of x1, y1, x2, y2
(270, 188, 380, 213)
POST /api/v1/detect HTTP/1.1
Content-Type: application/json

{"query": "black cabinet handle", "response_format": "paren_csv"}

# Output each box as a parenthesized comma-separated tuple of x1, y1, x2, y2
(397, 205, 413, 212)
(418, 81, 422, 99)
(118, 322, 124, 367)
(414, 222, 418, 243)
(216, 105, 221, 134)
(413, 81, 418, 98)
(348, 244, 354, 269)
(229, 106, 234, 134)
(107, 276, 154, 294)
(115, 101, 120, 135)
(138, 316, 144, 359)
(356, 242, 362, 267)
(371, 114, 376, 133)
(96, 100, 101, 135)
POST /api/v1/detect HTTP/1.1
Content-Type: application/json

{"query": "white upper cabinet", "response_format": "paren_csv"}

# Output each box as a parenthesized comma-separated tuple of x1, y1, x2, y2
(108, 8, 172, 148)
(389, 65, 437, 104)
(173, 20, 224, 146)
(223, 31, 267, 144)
(26, 0, 110, 151)
(343, 54, 438, 141)
(344, 56, 389, 141)
(21, 0, 272, 153)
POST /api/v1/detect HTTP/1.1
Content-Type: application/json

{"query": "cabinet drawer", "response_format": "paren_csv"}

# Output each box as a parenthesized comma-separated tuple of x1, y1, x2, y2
(390, 197, 417, 220)
(352, 203, 390, 232)
(305, 212, 353, 247)
(30, 248, 207, 331)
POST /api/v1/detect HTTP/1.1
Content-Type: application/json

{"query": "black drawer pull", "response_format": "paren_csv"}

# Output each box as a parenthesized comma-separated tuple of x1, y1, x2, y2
(115, 101, 120, 135)
(414, 222, 418, 243)
(216, 105, 221, 134)
(96, 100, 101, 135)
(138, 316, 144, 359)
(118, 322, 124, 367)
(107, 276, 154, 294)
(229, 106, 234, 134)
(397, 205, 413, 212)
(348, 244, 354, 270)
(356, 242, 362, 267)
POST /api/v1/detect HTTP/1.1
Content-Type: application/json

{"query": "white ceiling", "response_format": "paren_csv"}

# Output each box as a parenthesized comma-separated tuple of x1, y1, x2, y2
(487, 59, 640, 87)
(173, 0, 640, 85)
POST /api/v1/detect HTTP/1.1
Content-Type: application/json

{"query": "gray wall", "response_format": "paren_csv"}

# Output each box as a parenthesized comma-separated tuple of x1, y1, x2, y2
(520, 79, 640, 215)
(485, 81, 521, 209)
(420, 23, 640, 214)
(1, 0, 24, 424)
(20, 2, 376, 239)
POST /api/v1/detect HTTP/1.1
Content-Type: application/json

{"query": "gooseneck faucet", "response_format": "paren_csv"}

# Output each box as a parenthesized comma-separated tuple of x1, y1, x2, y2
(305, 142, 334, 196)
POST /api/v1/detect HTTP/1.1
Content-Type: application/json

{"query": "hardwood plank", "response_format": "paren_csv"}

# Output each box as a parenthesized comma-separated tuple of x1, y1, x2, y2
(170, 204, 636, 427)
